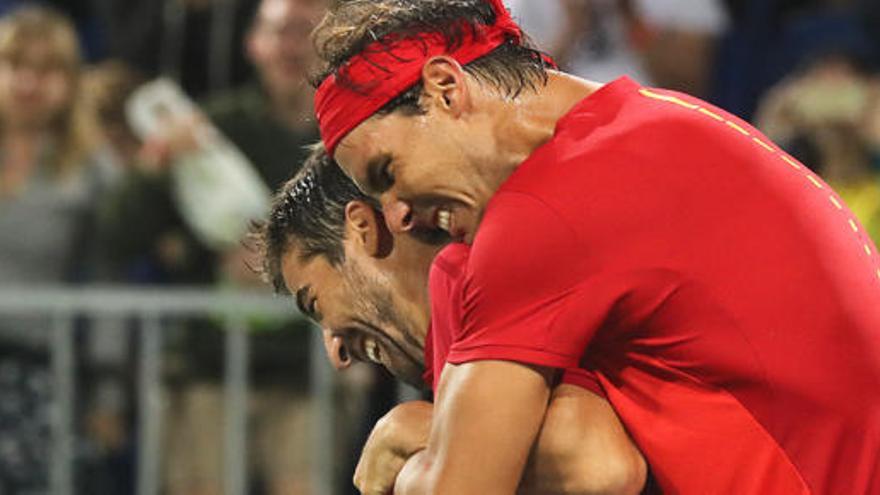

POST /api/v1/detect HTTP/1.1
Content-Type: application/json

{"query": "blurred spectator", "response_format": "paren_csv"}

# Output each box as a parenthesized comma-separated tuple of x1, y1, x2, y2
(712, 0, 876, 120)
(0, 5, 109, 493)
(509, 0, 727, 95)
(203, 0, 319, 189)
(183, 8, 326, 494)
(83, 60, 147, 177)
(508, 0, 652, 83)
(78, 60, 152, 494)
(756, 51, 880, 243)
(629, 0, 729, 97)
(98, 0, 328, 493)
(90, 0, 258, 97)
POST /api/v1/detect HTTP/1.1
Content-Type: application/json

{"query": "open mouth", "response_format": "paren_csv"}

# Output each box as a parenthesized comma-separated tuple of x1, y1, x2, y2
(436, 208, 452, 232)
(364, 338, 382, 364)
(407, 196, 470, 243)
(405, 206, 456, 245)
(431, 206, 467, 242)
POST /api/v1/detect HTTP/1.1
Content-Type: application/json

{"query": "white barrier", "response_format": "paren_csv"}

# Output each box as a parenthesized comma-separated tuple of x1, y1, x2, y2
(0, 285, 337, 495)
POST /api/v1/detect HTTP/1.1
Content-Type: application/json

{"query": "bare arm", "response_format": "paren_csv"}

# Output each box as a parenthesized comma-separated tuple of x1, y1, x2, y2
(394, 361, 554, 494)
(355, 381, 646, 495)
(519, 384, 646, 495)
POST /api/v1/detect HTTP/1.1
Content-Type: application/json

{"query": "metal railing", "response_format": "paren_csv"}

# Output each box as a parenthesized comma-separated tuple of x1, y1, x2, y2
(0, 285, 337, 495)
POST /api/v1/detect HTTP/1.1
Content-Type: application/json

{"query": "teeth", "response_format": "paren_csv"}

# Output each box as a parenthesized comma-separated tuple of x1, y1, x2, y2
(437, 209, 451, 231)
(364, 339, 381, 364)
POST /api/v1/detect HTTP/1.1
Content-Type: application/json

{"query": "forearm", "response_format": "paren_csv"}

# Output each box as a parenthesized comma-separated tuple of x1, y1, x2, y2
(519, 384, 646, 495)
(392, 393, 645, 495)
(391, 361, 552, 495)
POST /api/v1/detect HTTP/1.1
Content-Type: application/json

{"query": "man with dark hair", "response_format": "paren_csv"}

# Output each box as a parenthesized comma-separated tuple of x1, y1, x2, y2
(307, 0, 880, 493)
(261, 147, 433, 387)
(259, 147, 647, 495)
(100, 1, 331, 492)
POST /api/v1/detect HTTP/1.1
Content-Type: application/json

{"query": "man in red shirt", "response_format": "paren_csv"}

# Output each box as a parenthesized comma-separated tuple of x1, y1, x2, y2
(259, 149, 647, 494)
(309, 0, 880, 493)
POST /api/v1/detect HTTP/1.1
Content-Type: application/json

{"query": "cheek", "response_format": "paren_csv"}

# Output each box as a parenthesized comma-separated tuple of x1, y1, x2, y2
(395, 134, 450, 190)
(251, 39, 277, 66)
(0, 67, 11, 87)
(41, 74, 71, 110)
(0, 73, 11, 104)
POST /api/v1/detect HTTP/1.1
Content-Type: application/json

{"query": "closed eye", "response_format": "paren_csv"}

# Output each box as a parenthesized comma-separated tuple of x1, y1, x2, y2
(365, 155, 394, 195)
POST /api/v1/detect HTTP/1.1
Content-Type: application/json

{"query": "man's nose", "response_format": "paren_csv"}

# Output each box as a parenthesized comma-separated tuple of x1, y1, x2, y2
(382, 197, 414, 234)
(322, 330, 352, 370)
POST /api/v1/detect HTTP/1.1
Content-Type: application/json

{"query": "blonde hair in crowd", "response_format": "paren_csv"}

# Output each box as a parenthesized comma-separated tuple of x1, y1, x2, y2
(0, 5, 97, 177)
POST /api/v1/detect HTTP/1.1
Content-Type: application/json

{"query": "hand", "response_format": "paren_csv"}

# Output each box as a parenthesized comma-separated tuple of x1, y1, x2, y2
(136, 112, 205, 174)
(354, 401, 432, 494)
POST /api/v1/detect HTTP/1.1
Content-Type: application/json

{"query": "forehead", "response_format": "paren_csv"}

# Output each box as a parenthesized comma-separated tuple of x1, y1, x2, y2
(279, 247, 342, 296)
(1, 40, 70, 67)
(334, 114, 414, 185)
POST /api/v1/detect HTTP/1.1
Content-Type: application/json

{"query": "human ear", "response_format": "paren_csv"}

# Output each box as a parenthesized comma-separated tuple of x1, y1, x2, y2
(421, 55, 469, 117)
(345, 200, 392, 257)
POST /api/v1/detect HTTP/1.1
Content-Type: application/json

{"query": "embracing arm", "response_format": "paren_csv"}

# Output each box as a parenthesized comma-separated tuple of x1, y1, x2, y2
(366, 381, 646, 495)
(394, 360, 554, 495)
(520, 384, 646, 495)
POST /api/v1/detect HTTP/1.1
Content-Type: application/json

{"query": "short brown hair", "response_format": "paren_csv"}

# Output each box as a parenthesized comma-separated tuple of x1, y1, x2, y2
(256, 144, 378, 293)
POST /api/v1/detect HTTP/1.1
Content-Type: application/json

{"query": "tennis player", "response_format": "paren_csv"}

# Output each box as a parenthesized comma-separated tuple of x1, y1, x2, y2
(308, 0, 880, 493)
(260, 148, 648, 494)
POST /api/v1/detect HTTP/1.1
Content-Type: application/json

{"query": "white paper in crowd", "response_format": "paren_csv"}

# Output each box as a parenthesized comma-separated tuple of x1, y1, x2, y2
(126, 78, 271, 250)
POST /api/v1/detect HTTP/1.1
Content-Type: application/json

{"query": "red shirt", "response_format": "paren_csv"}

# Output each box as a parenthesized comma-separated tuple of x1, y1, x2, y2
(447, 77, 880, 494)
(425, 243, 603, 396)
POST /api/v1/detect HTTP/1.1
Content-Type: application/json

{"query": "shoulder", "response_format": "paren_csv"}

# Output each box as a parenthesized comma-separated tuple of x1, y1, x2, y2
(504, 83, 735, 191)
(502, 84, 764, 224)
(466, 191, 585, 303)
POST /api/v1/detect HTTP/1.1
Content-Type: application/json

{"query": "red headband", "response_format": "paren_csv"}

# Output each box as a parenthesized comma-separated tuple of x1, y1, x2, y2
(315, 0, 525, 157)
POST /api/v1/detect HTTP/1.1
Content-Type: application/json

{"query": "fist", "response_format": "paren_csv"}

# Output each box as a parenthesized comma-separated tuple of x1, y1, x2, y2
(354, 401, 433, 494)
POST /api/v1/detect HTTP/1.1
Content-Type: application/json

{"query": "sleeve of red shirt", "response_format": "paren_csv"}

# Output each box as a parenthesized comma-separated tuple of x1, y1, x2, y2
(447, 191, 631, 371)
(432, 241, 606, 397)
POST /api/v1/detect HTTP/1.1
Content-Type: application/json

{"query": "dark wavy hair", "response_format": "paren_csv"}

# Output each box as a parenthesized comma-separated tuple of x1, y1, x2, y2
(310, 0, 552, 116)
(256, 143, 378, 293)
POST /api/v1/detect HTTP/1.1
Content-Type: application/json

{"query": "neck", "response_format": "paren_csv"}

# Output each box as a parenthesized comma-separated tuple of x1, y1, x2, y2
(1, 129, 45, 195)
(490, 71, 602, 175)
(3, 128, 44, 160)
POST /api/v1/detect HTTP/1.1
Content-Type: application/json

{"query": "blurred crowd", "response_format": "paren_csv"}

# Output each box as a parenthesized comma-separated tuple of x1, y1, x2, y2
(0, 0, 878, 494)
